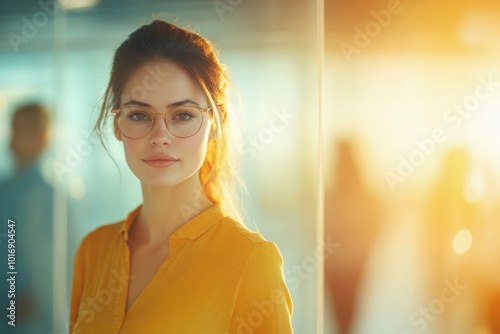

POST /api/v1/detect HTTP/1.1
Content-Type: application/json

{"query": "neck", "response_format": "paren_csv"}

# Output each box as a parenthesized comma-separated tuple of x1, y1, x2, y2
(14, 156, 37, 174)
(133, 172, 213, 247)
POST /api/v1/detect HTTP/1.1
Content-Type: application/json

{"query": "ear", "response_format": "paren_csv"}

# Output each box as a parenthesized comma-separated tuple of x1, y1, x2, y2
(39, 128, 51, 151)
(114, 117, 122, 141)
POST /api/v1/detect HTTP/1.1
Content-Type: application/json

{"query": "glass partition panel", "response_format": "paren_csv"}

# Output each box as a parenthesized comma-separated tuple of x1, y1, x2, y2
(325, 0, 500, 333)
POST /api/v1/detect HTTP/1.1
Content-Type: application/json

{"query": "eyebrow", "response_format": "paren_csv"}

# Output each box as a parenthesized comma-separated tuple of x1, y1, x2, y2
(123, 99, 201, 109)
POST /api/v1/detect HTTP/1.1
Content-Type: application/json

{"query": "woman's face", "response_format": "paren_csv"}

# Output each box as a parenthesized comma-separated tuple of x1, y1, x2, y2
(115, 59, 212, 189)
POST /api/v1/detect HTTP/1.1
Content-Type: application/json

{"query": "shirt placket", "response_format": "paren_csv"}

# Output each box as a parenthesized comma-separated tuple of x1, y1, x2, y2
(110, 236, 131, 333)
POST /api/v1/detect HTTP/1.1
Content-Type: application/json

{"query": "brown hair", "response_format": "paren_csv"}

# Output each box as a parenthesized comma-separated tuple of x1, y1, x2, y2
(92, 19, 245, 222)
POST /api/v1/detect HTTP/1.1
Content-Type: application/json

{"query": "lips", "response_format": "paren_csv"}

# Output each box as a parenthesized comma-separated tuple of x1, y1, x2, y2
(143, 154, 179, 168)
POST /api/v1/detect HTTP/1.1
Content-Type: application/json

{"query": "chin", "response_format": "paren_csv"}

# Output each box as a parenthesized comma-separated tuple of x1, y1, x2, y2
(129, 160, 201, 189)
(139, 170, 199, 189)
(137, 172, 184, 188)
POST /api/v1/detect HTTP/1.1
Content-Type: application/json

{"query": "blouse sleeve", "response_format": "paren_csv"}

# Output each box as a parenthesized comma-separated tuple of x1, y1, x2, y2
(69, 239, 86, 334)
(229, 241, 294, 333)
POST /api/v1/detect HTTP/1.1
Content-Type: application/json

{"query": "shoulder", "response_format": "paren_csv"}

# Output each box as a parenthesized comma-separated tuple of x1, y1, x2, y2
(73, 219, 123, 263)
(217, 214, 269, 245)
(211, 214, 285, 267)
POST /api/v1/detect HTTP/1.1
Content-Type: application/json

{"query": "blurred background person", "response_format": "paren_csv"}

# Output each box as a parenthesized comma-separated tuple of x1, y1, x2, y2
(421, 148, 480, 333)
(469, 165, 500, 333)
(324, 139, 383, 334)
(0, 103, 54, 333)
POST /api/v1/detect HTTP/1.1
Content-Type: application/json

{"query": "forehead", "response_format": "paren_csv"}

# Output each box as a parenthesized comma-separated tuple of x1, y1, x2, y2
(121, 59, 208, 107)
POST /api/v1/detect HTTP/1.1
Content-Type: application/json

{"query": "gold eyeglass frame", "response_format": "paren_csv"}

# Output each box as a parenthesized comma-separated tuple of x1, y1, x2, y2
(111, 105, 211, 139)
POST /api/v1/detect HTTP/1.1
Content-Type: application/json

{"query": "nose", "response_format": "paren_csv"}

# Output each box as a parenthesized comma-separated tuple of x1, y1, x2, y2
(149, 114, 172, 146)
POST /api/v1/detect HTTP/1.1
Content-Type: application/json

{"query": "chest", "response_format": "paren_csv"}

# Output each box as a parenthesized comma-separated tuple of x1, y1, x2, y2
(73, 238, 242, 333)
(125, 242, 170, 313)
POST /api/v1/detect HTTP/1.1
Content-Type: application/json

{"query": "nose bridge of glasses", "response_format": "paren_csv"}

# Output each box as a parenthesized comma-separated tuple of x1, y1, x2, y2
(152, 112, 177, 123)
(150, 113, 171, 133)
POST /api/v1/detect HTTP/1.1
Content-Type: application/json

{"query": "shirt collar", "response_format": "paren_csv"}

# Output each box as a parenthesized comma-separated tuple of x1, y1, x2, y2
(120, 204, 225, 242)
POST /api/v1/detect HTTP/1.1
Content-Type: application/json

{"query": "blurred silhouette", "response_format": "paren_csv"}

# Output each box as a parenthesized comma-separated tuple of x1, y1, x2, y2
(324, 139, 382, 334)
(421, 148, 480, 333)
(0, 103, 54, 333)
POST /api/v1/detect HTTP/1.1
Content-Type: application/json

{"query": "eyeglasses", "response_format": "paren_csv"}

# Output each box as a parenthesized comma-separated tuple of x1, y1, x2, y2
(111, 104, 211, 139)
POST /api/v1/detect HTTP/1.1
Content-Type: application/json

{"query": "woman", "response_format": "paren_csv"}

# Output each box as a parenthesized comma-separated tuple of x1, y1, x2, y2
(69, 19, 294, 333)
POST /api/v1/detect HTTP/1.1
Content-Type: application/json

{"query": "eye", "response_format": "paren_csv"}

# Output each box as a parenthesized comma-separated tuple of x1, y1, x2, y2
(126, 109, 151, 122)
(173, 110, 195, 121)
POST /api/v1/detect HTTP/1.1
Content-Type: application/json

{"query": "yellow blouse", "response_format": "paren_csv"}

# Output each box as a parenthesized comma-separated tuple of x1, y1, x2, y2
(69, 204, 294, 333)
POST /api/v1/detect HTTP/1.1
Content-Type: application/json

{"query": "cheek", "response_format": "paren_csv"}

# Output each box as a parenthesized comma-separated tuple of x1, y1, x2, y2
(184, 137, 207, 159)
(121, 140, 143, 165)
(182, 133, 209, 165)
